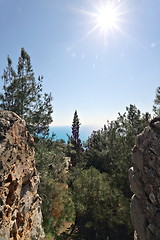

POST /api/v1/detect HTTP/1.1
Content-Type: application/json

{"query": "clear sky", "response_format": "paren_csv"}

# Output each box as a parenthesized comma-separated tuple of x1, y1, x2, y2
(0, 0, 160, 126)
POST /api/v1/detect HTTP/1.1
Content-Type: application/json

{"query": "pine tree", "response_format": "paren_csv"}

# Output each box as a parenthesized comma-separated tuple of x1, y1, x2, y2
(0, 48, 53, 136)
(153, 86, 160, 116)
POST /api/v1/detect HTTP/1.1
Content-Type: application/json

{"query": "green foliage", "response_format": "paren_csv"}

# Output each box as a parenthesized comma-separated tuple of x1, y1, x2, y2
(85, 104, 150, 197)
(70, 167, 130, 240)
(35, 137, 67, 180)
(35, 137, 75, 238)
(0, 48, 53, 136)
(73, 104, 150, 240)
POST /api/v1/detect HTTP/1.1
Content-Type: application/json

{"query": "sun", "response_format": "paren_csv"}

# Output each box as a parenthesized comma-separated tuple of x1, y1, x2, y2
(90, 1, 125, 37)
(74, 0, 126, 42)
(95, 4, 120, 33)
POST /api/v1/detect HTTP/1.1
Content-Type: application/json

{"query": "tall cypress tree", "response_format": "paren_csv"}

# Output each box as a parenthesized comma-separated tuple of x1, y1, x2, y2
(72, 110, 81, 145)
(0, 48, 53, 136)
(67, 110, 83, 167)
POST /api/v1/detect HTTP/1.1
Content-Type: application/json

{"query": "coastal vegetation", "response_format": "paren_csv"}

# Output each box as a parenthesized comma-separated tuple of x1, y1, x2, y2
(0, 48, 159, 239)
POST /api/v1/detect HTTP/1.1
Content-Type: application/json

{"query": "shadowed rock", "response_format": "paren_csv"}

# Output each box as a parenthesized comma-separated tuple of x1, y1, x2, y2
(129, 118, 160, 240)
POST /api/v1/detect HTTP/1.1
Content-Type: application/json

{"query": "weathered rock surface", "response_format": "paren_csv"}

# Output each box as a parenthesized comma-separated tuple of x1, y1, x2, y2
(129, 118, 160, 240)
(0, 111, 45, 239)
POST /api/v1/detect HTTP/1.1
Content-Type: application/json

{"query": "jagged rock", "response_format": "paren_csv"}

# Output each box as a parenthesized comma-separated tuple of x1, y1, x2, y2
(129, 118, 160, 240)
(130, 195, 147, 240)
(0, 111, 45, 240)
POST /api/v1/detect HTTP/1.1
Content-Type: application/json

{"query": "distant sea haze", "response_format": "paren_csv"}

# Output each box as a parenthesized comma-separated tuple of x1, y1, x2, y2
(49, 125, 100, 142)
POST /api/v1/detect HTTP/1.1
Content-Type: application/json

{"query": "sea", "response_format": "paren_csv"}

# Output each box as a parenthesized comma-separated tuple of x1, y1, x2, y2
(49, 125, 101, 142)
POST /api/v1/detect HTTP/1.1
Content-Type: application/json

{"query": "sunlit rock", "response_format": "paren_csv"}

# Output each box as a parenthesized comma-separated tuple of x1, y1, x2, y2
(0, 111, 45, 240)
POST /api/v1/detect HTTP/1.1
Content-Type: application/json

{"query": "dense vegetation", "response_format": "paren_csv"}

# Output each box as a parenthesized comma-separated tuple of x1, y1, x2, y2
(0, 49, 159, 240)
(35, 105, 151, 240)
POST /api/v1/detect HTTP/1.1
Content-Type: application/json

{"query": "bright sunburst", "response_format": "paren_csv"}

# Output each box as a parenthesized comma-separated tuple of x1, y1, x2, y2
(75, 0, 127, 42)
(95, 4, 120, 33)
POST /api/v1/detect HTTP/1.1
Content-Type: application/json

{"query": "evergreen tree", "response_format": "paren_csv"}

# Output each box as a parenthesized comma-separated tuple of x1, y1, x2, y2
(67, 110, 83, 167)
(153, 86, 160, 116)
(0, 48, 53, 136)
(72, 110, 81, 145)
(85, 105, 150, 196)
(71, 168, 130, 240)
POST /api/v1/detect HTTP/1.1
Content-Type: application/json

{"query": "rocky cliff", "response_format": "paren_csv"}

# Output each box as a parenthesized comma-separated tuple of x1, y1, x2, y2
(129, 118, 160, 240)
(0, 111, 45, 239)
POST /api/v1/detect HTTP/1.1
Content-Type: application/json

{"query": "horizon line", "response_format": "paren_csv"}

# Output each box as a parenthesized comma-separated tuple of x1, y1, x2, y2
(49, 124, 103, 128)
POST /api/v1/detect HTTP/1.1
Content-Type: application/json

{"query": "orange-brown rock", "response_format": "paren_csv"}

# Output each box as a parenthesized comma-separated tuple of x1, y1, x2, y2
(0, 111, 45, 239)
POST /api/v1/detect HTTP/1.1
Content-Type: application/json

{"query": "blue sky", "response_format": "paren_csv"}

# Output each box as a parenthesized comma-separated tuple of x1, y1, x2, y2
(0, 0, 160, 126)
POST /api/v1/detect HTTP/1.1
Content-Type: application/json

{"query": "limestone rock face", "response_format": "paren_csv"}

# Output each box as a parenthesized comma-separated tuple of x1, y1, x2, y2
(129, 118, 160, 240)
(0, 111, 45, 240)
